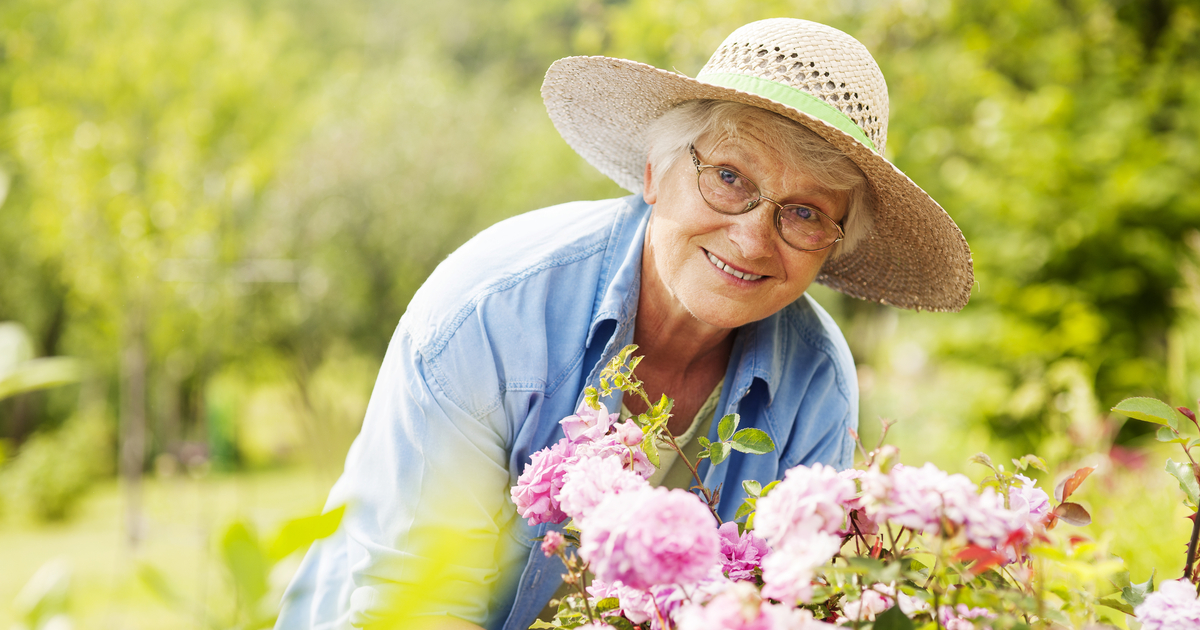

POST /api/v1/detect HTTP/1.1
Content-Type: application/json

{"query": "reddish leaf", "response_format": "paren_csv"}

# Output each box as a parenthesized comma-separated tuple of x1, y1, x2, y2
(1054, 502, 1092, 527)
(1055, 466, 1097, 502)
(870, 538, 883, 559)
(955, 545, 1007, 577)
(1068, 535, 1090, 547)
(1179, 407, 1197, 423)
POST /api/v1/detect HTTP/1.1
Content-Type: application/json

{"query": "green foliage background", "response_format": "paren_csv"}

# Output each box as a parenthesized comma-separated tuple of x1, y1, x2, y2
(1, 0, 1199, 626)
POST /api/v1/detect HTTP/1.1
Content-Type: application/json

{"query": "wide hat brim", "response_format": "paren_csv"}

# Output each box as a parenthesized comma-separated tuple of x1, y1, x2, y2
(542, 56, 975, 312)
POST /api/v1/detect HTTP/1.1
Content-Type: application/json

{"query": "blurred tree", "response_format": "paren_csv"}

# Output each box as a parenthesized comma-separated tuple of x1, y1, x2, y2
(1, 0, 1197, 492)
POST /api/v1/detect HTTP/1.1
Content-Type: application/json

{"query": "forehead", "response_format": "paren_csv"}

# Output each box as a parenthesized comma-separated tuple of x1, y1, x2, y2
(698, 120, 843, 199)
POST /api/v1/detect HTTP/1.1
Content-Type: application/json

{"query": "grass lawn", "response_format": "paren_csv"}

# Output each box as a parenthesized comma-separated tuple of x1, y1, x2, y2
(1, 466, 337, 629)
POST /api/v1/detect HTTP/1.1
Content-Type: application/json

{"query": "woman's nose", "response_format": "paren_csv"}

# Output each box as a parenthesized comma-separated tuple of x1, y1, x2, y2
(726, 202, 778, 259)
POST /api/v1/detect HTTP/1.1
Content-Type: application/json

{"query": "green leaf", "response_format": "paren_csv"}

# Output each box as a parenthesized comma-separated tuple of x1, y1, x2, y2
(759, 480, 781, 497)
(730, 428, 775, 454)
(267, 505, 345, 561)
(220, 521, 269, 606)
(742, 479, 762, 497)
(734, 499, 756, 520)
(1098, 596, 1135, 615)
(710, 441, 731, 465)
(642, 436, 660, 468)
(697, 436, 710, 448)
(1113, 397, 1186, 430)
(873, 604, 915, 630)
(1165, 459, 1200, 505)
(594, 597, 621, 613)
(137, 564, 183, 606)
(1157, 426, 1186, 444)
(718, 413, 739, 442)
(1012, 454, 1048, 473)
(1121, 570, 1156, 610)
(1188, 437, 1200, 450)
(970, 452, 996, 471)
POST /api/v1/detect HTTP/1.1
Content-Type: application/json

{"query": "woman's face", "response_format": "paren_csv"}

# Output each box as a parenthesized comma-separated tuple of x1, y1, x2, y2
(642, 126, 848, 331)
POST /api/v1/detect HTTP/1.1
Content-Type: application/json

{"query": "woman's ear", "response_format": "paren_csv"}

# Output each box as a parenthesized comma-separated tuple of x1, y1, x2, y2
(643, 161, 657, 205)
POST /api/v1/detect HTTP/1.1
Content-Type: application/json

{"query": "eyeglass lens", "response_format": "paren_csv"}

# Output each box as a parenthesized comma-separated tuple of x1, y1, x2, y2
(696, 166, 840, 251)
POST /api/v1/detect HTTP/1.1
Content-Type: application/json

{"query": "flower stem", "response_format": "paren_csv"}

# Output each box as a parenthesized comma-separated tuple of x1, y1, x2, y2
(1185, 508, 1200, 582)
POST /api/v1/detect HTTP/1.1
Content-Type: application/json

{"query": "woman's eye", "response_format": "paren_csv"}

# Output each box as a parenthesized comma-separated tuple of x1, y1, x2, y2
(718, 169, 739, 185)
(787, 205, 817, 221)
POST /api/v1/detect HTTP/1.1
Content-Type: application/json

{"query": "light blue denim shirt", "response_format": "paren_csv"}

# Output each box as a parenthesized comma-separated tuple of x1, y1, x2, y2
(276, 194, 858, 630)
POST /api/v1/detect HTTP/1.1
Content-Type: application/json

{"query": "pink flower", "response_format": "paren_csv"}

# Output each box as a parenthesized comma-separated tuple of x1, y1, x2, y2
(561, 402, 619, 443)
(541, 531, 565, 557)
(1009, 474, 1051, 527)
(576, 433, 655, 479)
(938, 604, 995, 630)
(755, 464, 857, 548)
(861, 463, 1027, 549)
(510, 438, 576, 525)
(840, 588, 892, 623)
(580, 487, 721, 590)
(559, 455, 649, 522)
(588, 580, 683, 628)
(837, 583, 926, 624)
(759, 531, 842, 605)
(677, 582, 838, 630)
(717, 522, 770, 582)
(676, 582, 774, 630)
(1135, 579, 1200, 629)
(614, 419, 644, 446)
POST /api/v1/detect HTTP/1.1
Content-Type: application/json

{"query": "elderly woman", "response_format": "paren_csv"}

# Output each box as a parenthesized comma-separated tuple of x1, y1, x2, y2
(277, 17, 972, 630)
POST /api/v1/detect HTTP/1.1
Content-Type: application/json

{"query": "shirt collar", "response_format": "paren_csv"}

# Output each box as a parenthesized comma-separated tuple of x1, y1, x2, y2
(586, 194, 650, 348)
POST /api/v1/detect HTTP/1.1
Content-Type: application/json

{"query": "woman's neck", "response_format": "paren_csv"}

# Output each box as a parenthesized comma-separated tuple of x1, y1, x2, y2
(625, 238, 735, 423)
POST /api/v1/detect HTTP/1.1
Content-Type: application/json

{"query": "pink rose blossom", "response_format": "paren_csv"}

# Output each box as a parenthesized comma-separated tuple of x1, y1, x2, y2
(677, 582, 838, 630)
(838, 583, 927, 624)
(938, 604, 995, 630)
(755, 464, 857, 548)
(1009, 474, 1051, 528)
(580, 487, 720, 590)
(559, 455, 649, 522)
(588, 580, 684, 628)
(759, 531, 842, 605)
(862, 463, 1028, 551)
(561, 402, 619, 443)
(676, 582, 774, 630)
(614, 419, 644, 446)
(1135, 579, 1200, 629)
(510, 438, 576, 525)
(717, 521, 771, 582)
(576, 433, 655, 479)
(541, 531, 565, 557)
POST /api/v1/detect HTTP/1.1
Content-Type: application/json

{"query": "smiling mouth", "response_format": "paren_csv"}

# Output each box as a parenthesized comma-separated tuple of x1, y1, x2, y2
(706, 250, 764, 282)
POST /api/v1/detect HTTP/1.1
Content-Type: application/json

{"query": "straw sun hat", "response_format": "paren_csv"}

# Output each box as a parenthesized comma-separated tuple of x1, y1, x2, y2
(542, 18, 974, 312)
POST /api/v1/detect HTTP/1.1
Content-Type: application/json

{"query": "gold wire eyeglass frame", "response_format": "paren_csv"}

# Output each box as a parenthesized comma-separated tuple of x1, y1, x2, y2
(689, 145, 845, 252)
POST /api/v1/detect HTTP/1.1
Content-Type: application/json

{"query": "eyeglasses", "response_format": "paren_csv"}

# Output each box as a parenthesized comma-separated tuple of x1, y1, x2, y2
(689, 145, 845, 252)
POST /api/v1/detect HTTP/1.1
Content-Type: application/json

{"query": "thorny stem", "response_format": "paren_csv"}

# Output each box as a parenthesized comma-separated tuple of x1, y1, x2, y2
(886, 523, 900, 559)
(658, 429, 721, 524)
(1185, 508, 1200, 582)
(558, 551, 596, 623)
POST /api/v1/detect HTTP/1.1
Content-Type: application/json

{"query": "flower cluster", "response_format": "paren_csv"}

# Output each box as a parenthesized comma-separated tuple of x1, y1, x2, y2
(580, 486, 720, 590)
(510, 402, 653, 526)
(509, 361, 1127, 630)
(858, 462, 1045, 552)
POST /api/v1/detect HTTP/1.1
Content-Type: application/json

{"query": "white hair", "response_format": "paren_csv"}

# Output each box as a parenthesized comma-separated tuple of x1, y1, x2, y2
(644, 100, 874, 258)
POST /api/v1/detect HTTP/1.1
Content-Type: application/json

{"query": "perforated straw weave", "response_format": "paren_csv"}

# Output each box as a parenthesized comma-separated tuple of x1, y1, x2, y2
(542, 18, 974, 312)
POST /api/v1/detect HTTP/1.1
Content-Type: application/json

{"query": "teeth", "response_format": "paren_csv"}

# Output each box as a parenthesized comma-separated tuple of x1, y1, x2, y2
(707, 251, 763, 281)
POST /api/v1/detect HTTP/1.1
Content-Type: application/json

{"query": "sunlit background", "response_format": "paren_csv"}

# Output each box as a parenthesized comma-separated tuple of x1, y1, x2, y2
(1, 0, 1199, 627)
